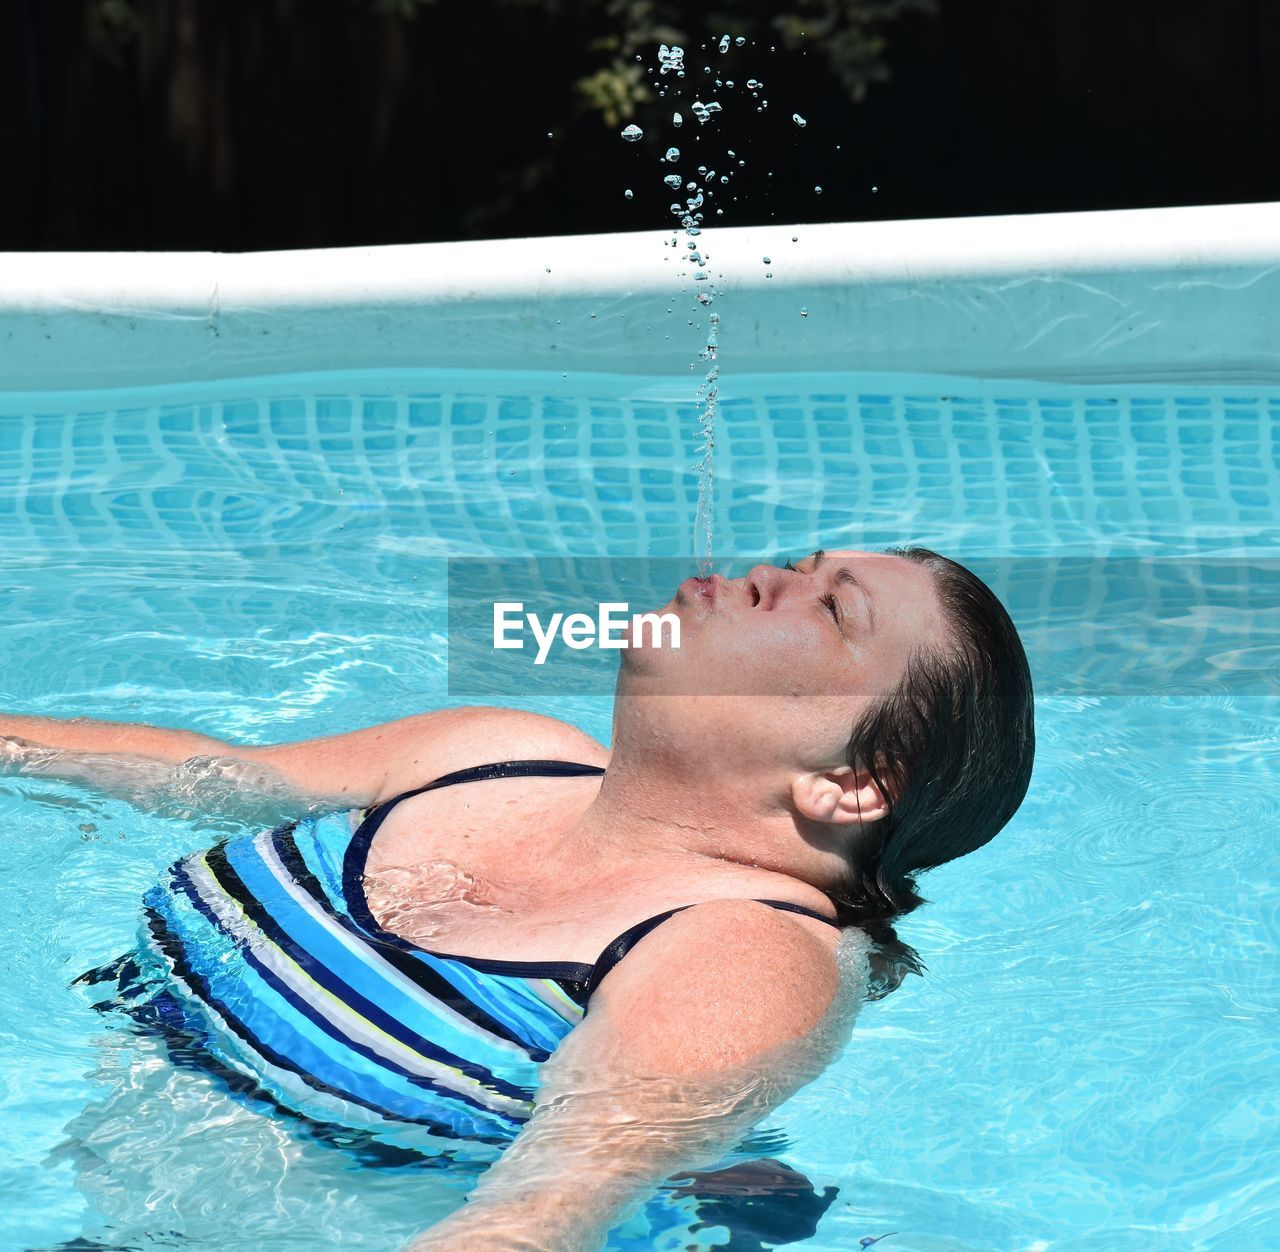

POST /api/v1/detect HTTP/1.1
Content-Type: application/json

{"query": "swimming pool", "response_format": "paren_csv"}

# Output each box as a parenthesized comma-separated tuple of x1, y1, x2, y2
(2, 206, 1278, 1249)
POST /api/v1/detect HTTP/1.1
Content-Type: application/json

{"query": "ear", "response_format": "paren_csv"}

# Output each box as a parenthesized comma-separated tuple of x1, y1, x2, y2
(791, 765, 891, 826)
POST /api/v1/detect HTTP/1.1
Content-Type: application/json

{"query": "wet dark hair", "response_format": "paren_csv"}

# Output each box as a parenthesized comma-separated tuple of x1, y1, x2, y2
(832, 546, 1036, 999)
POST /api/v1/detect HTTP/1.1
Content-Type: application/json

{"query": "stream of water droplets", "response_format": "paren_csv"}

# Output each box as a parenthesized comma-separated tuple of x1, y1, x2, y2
(619, 34, 806, 576)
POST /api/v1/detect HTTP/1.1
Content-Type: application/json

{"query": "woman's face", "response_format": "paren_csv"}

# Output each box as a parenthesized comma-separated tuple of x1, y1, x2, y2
(617, 549, 948, 771)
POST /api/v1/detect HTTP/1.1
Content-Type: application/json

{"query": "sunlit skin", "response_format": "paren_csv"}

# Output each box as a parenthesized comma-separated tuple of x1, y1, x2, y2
(537, 549, 953, 906)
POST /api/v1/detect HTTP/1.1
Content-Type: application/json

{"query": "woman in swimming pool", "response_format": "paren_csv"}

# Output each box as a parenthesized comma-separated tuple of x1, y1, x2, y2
(3, 546, 1034, 1251)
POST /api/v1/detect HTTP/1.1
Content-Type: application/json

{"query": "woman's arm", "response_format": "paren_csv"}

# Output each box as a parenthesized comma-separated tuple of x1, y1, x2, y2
(0, 706, 606, 823)
(405, 901, 862, 1252)
(0, 713, 313, 823)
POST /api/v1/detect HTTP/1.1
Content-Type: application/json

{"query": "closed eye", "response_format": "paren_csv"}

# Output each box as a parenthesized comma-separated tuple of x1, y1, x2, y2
(785, 557, 844, 625)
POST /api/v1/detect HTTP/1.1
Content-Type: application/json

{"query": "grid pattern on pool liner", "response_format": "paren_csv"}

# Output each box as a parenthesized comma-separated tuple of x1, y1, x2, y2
(0, 382, 1277, 560)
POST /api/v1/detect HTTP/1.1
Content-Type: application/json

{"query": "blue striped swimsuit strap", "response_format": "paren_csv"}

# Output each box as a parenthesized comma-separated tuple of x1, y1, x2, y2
(341, 759, 607, 941)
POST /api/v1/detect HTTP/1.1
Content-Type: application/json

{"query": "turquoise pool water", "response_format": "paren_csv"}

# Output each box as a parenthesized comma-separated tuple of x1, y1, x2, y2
(1, 368, 1277, 1249)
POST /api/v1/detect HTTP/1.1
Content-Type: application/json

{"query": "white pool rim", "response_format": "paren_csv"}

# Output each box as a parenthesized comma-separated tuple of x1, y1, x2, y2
(1, 201, 1278, 391)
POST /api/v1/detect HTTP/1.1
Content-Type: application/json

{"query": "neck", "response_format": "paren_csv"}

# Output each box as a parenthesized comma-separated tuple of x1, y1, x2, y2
(552, 744, 849, 898)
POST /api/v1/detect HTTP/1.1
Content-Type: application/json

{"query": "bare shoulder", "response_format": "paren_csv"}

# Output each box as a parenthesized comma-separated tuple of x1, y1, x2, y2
(581, 900, 843, 1073)
(245, 704, 608, 807)
(379, 705, 609, 796)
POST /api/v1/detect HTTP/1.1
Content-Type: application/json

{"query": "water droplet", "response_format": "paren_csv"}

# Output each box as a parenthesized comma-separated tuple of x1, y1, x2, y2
(735, 36, 745, 46)
(746, 79, 760, 89)
(762, 256, 771, 264)
(658, 44, 685, 75)
(814, 185, 823, 194)
(792, 114, 807, 128)
(765, 272, 772, 279)
(725, 80, 734, 88)
(716, 208, 724, 215)
(800, 307, 808, 317)
(545, 267, 552, 273)
(727, 148, 736, 157)
(665, 147, 681, 162)
(718, 35, 730, 52)
(673, 112, 683, 127)
(620, 124, 643, 142)
(720, 175, 729, 184)
(546, 131, 553, 138)
(871, 184, 879, 193)
(792, 235, 799, 242)
(624, 189, 633, 199)
(664, 174, 682, 189)
(669, 203, 683, 214)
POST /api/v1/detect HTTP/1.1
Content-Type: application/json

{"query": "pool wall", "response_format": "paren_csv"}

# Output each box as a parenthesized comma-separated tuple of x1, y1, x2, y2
(1, 201, 1278, 391)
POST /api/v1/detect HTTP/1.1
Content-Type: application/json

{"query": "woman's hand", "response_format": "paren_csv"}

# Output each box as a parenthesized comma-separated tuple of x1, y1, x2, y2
(402, 900, 865, 1252)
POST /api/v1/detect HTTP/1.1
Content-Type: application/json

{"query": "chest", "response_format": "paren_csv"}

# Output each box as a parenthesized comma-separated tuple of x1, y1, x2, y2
(362, 775, 594, 886)
(356, 775, 613, 960)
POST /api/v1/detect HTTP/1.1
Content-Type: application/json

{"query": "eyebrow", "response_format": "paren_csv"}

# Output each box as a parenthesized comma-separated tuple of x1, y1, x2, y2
(808, 550, 878, 633)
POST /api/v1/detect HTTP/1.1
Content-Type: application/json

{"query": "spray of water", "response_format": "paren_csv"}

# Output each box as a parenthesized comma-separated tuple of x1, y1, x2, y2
(620, 36, 812, 577)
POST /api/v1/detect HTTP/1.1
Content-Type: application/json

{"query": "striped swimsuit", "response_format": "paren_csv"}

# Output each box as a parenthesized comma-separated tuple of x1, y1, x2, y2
(84, 759, 842, 1155)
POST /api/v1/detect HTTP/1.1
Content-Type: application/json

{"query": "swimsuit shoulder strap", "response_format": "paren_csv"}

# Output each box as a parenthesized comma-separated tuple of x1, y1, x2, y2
(583, 898, 842, 1004)
(354, 759, 607, 846)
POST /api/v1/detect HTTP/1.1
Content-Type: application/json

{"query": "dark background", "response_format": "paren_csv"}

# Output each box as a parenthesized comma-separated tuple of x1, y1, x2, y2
(4, 0, 1277, 252)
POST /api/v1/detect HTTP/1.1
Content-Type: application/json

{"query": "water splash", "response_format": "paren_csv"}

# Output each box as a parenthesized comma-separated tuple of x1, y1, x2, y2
(658, 43, 685, 75)
(620, 38, 816, 576)
(694, 310, 720, 576)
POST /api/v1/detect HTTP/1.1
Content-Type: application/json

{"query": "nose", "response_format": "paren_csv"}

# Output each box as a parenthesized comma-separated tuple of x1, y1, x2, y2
(743, 562, 798, 609)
